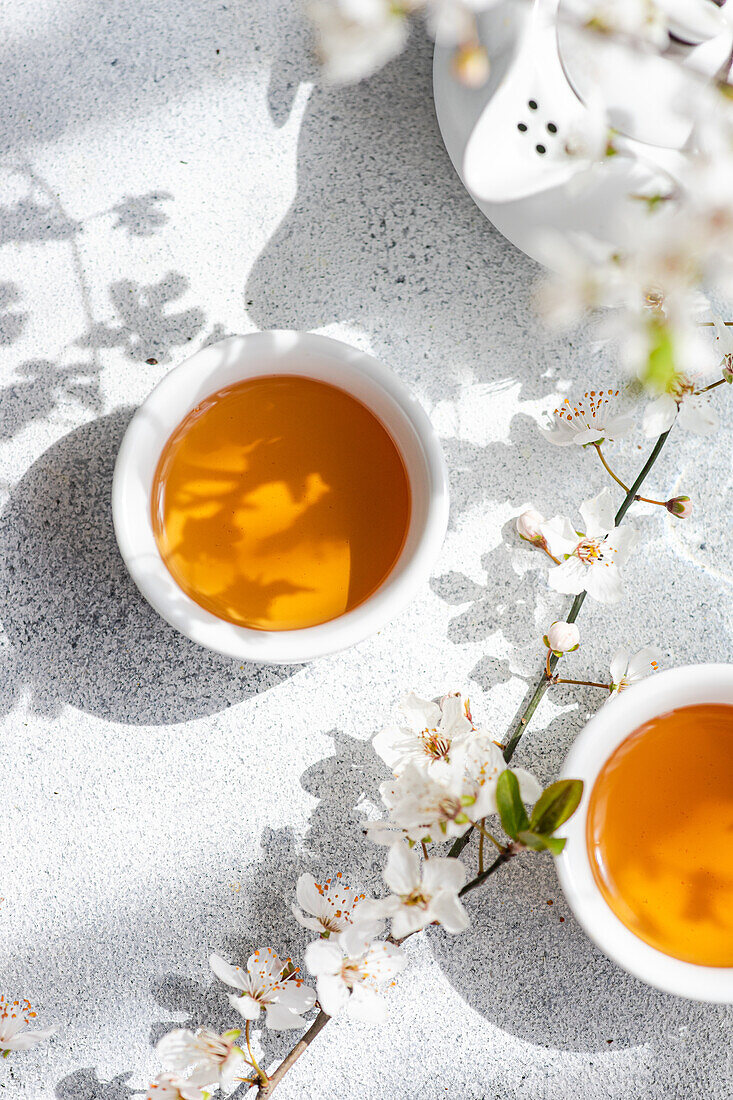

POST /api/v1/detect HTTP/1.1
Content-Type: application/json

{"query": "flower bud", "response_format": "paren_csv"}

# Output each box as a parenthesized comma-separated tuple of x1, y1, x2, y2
(451, 43, 490, 88)
(722, 359, 733, 384)
(517, 508, 545, 543)
(544, 620, 580, 654)
(665, 495, 692, 518)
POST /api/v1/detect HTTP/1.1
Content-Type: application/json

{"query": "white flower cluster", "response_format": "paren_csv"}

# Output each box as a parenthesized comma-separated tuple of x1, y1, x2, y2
(369, 693, 540, 844)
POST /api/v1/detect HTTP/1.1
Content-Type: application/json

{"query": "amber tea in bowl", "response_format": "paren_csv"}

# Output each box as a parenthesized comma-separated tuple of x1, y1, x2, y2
(151, 375, 411, 632)
(112, 332, 449, 664)
(557, 664, 733, 1002)
(587, 704, 733, 968)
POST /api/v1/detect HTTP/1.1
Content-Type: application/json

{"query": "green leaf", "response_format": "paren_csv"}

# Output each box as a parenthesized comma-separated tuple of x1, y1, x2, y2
(496, 769, 530, 840)
(517, 830, 566, 856)
(529, 779, 584, 836)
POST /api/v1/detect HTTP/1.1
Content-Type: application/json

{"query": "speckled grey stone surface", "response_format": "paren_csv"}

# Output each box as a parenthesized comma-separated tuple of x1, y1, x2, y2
(1, 3, 732, 1098)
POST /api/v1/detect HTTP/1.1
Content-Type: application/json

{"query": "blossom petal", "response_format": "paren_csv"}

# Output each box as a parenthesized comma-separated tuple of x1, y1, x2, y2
(422, 856, 466, 896)
(678, 395, 719, 435)
(219, 1049, 247, 1094)
(584, 562, 624, 604)
(209, 953, 248, 993)
(390, 905, 429, 939)
(383, 843, 421, 896)
(547, 556, 588, 596)
(540, 515, 579, 558)
(428, 892, 470, 934)
(643, 394, 677, 438)
(400, 693, 441, 731)
(155, 1029, 199, 1073)
(277, 981, 317, 1014)
(295, 873, 324, 917)
(1, 1027, 56, 1051)
(263, 1003, 309, 1030)
(305, 938, 343, 978)
(315, 974, 350, 1018)
(227, 992, 261, 1020)
(513, 767, 542, 804)
(609, 646, 629, 685)
(579, 488, 615, 538)
(626, 646, 663, 681)
(605, 523, 638, 564)
(346, 984, 387, 1023)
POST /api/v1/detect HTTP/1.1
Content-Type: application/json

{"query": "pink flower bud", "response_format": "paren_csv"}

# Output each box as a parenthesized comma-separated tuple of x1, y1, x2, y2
(517, 508, 545, 543)
(543, 620, 580, 654)
(665, 495, 692, 518)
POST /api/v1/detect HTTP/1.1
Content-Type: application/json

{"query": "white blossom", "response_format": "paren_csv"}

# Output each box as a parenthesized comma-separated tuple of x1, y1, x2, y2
(544, 621, 580, 654)
(642, 382, 719, 437)
(363, 844, 469, 938)
(155, 1027, 246, 1093)
(308, 0, 408, 83)
(539, 391, 634, 446)
(372, 692, 473, 774)
(305, 931, 406, 1022)
(609, 646, 662, 694)
(535, 235, 613, 328)
(209, 950, 315, 1030)
(292, 872, 380, 938)
(541, 489, 638, 605)
(370, 736, 540, 845)
(425, 0, 501, 44)
(562, 0, 669, 46)
(145, 1074, 210, 1100)
(0, 997, 55, 1053)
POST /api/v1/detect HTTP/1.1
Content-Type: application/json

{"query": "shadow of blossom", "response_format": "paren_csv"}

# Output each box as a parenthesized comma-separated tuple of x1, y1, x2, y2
(110, 192, 173, 237)
(0, 282, 27, 344)
(148, 734, 390, 1078)
(150, 973, 238, 1048)
(0, 196, 81, 245)
(54, 1068, 140, 1100)
(0, 359, 102, 442)
(79, 273, 206, 364)
(298, 728, 388, 873)
(0, 409, 292, 724)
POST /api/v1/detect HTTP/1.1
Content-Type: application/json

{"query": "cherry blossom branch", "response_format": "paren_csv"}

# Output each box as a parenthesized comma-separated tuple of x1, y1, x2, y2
(696, 377, 728, 395)
(502, 427, 672, 765)
(255, 1011, 331, 1099)
(593, 444, 667, 507)
(552, 676, 610, 689)
(204, 428, 677, 1100)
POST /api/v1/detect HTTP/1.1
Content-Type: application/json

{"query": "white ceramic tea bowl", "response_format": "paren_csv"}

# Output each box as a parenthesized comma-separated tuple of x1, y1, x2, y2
(112, 331, 449, 664)
(556, 663, 733, 1003)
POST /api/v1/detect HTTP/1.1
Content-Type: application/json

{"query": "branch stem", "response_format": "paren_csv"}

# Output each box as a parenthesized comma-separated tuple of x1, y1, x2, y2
(696, 377, 727, 395)
(553, 677, 611, 690)
(256, 1011, 331, 1098)
(594, 443, 666, 506)
(254, 429, 675, 1099)
(246, 1020, 268, 1087)
(503, 428, 671, 764)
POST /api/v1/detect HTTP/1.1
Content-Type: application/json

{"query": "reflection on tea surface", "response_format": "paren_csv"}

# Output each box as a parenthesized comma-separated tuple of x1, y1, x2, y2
(587, 704, 733, 967)
(152, 375, 411, 631)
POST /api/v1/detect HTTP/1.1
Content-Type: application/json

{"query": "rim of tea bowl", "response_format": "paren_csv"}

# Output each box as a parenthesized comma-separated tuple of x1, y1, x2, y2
(112, 331, 449, 664)
(555, 662, 733, 1004)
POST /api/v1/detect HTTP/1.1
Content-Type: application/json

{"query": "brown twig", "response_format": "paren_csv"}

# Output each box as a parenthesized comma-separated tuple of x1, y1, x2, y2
(256, 1011, 331, 1098)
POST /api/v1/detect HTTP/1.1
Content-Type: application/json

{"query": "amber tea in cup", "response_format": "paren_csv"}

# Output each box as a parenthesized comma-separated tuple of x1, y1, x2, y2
(587, 704, 733, 967)
(151, 374, 411, 631)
